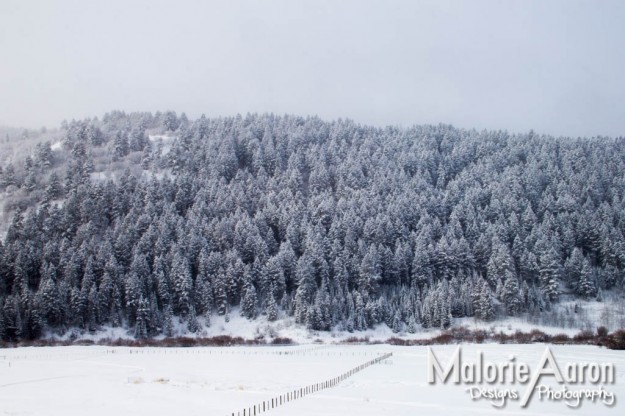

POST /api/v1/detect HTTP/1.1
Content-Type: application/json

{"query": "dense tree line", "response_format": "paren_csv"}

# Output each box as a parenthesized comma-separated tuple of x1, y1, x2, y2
(0, 111, 624, 340)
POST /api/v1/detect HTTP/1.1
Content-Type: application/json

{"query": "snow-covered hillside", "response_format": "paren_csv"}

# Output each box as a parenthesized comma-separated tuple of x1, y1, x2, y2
(2, 112, 625, 343)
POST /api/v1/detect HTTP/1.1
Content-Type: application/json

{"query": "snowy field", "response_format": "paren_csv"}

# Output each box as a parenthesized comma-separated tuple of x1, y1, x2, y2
(1, 344, 623, 416)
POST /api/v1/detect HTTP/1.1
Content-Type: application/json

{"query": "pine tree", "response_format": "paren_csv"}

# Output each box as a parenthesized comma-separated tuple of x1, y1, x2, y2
(155, 261, 171, 308)
(539, 247, 561, 301)
(266, 291, 278, 321)
(195, 277, 214, 317)
(171, 252, 193, 316)
(187, 306, 200, 333)
(0, 308, 5, 341)
(479, 283, 495, 321)
(240, 281, 257, 319)
(263, 256, 286, 302)
(134, 297, 149, 339)
(162, 305, 174, 337)
(487, 237, 515, 285)
(86, 124, 104, 146)
(359, 245, 381, 294)
(502, 274, 521, 316)
(495, 278, 504, 301)
(407, 314, 418, 333)
(411, 239, 432, 289)
(162, 111, 179, 131)
(113, 131, 129, 160)
(575, 261, 597, 299)
(294, 256, 315, 323)
(214, 269, 229, 316)
(37, 264, 61, 325)
(35, 141, 53, 168)
(44, 172, 63, 202)
(564, 248, 585, 289)
(392, 311, 402, 333)
(0, 163, 16, 189)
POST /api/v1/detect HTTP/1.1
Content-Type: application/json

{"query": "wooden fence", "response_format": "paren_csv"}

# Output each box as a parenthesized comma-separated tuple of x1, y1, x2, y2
(228, 352, 393, 416)
(1, 345, 386, 360)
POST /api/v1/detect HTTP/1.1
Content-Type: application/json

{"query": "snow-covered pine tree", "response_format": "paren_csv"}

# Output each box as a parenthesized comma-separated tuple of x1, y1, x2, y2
(502, 274, 521, 315)
(479, 283, 495, 321)
(240, 280, 257, 320)
(265, 291, 278, 321)
(134, 297, 149, 339)
(539, 247, 561, 301)
(576, 261, 597, 299)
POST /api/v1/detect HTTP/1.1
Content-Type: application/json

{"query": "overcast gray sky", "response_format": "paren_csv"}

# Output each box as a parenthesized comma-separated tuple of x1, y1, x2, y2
(1, 0, 624, 137)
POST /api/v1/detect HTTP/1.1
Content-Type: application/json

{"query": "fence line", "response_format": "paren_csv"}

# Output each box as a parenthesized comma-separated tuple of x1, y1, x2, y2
(1, 345, 389, 360)
(228, 352, 393, 416)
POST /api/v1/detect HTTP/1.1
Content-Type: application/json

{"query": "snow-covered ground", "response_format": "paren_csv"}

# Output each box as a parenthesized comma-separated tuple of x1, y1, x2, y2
(0, 344, 622, 416)
(0, 345, 383, 416)
(46, 312, 445, 344)
(270, 344, 625, 416)
(46, 299, 624, 345)
(453, 317, 582, 336)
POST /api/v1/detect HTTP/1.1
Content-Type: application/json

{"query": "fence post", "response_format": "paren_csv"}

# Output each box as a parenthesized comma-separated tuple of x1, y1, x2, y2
(226, 350, 392, 416)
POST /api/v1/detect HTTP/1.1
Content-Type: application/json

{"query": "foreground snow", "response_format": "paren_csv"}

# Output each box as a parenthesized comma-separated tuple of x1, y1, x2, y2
(270, 344, 624, 416)
(0, 344, 622, 415)
(0, 345, 380, 416)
